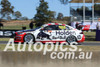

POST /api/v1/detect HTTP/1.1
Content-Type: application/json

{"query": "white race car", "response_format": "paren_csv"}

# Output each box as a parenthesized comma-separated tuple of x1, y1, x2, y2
(14, 23, 85, 44)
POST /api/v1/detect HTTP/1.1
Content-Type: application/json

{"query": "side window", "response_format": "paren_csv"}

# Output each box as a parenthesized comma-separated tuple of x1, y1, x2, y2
(43, 25, 58, 30)
(66, 26, 72, 30)
(58, 25, 72, 30)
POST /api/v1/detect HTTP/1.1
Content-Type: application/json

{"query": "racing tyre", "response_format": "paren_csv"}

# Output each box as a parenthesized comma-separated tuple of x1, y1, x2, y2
(66, 35, 77, 45)
(24, 34, 35, 43)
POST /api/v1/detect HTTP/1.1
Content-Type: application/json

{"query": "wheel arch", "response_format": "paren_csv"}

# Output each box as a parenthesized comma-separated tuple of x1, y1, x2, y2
(24, 33, 35, 42)
(66, 35, 77, 43)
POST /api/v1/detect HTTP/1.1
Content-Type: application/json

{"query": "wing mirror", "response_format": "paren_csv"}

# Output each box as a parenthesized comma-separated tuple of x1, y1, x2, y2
(40, 28, 44, 31)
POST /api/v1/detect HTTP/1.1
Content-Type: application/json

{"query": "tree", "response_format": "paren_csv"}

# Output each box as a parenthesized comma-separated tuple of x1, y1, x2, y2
(14, 11, 22, 20)
(57, 13, 63, 20)
(62, 16, 70, 21)
(0, 0, 14, 19)
(34, 0, 55, 24)
(7, 16, 11, 20)
(59, 0, 69, 4)
(45, 11, 56, 20)
(21, 16, 28, 20)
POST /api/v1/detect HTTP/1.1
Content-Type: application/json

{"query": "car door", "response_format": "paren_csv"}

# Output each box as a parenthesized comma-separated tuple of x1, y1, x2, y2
(36, 25, 58, 41)
(56, 25, 67, 41)
(55, 25, 75, 41)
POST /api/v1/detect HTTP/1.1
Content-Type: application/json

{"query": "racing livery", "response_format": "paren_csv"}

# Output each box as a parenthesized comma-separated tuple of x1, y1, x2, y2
(14, 23, 85, 43)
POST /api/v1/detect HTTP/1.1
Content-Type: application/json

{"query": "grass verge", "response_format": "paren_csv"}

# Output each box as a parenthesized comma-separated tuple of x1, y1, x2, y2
(0, 38, 10, 41)
(83, 31, 96, 41)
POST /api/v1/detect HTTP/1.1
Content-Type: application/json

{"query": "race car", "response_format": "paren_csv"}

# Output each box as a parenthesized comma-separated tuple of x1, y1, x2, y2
(14, 23, 85, 44)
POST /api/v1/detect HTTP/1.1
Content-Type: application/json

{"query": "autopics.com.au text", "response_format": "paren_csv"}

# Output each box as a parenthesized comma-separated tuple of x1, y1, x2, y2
(4, 39, 93, 60)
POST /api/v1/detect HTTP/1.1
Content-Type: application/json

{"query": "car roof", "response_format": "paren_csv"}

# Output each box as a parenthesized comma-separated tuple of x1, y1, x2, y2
(43, 23, 66, 27)
(41, 23, 75, 30)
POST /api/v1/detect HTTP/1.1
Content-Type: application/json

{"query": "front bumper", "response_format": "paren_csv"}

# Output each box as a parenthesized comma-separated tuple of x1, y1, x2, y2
(14, 33, 26, 43)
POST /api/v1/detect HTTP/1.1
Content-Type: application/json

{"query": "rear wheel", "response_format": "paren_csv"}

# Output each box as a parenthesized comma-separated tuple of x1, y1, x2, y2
(66, 35, 77, 45)
(24, 34, 35, 43)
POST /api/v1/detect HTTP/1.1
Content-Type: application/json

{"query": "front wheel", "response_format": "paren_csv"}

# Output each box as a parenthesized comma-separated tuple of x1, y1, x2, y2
(66, 35, 77, 45)
(24, 34, 35, 43)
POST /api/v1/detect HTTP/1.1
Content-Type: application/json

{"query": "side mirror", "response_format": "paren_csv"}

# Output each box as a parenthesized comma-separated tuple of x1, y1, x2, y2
(40, 28, 44, 31)
(41, 28, 44, 30)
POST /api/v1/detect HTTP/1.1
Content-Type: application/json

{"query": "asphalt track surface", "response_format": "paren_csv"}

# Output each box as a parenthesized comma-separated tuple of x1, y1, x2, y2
(0, 41, 100, 46)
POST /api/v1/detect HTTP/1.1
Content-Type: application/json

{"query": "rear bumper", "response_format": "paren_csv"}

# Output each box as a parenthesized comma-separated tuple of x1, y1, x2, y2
(77, 35, 85, 42)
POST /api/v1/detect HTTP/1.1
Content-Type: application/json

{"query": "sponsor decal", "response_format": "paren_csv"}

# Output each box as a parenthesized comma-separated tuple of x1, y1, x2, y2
(52, 36, 66, 39)
(0, 31, 3, 36)
(56, 31, 76, 35)
(0, 30, 17, 37)
(37, 31, 51, 40)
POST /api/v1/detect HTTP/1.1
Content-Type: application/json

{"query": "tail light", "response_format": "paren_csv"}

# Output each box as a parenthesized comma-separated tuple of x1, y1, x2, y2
(80, 32, 83, 34)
